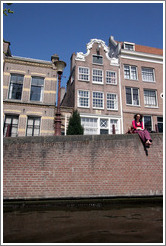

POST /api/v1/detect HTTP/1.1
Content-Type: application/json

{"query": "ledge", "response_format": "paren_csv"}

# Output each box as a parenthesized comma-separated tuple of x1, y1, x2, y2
(3, 133, 163, 145)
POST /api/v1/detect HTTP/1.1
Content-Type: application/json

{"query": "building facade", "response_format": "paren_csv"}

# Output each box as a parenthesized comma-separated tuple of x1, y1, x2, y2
(3, 41, 72, 137)
(62, 39, 122, 135)
(109, 36, 163, 133)
(62, 37, 163, 135)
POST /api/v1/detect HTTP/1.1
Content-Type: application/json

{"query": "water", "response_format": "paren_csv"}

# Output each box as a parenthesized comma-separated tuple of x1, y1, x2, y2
(3, 204, 163, 243)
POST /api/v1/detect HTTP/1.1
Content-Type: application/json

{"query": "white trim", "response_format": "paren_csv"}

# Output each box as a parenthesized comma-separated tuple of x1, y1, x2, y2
(125, 87, 140, 107)
(121, 53, 163, 64)
(78, 66, 90, 82)
(141, 66, 156, 83)
(105, 70, 117, 85)
(106, 92, 118, 111)
(124, 64, 138, 81)
(77, 89, 90, 108)
(118, 67, 124, 134)
(75, 38, 119, 66)
(92, 91, 104, 109)
(143, 89, 158, 108)
(92, 68, 103, 84)
(124, 42, 135, 51)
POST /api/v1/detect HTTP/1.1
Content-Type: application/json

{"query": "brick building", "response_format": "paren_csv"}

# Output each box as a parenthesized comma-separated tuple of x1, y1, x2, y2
(109, 36, 163, 133)
(62, 37, 163, 134)
(62, 39, 122, 135)
(3, 41, 72, 137)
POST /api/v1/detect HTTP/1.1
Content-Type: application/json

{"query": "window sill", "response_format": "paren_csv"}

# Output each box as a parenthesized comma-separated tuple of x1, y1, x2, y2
(126, 104, 141, 107)
(144, 106, 159, 109)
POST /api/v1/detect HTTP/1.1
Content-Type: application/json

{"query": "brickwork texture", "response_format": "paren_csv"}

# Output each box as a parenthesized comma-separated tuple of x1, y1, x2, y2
(3, 133, 163, 200)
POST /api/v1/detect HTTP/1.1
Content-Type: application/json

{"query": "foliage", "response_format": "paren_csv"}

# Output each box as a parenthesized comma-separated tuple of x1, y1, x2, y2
(67, 110, 84, 135)
(3, 3, 14, 16)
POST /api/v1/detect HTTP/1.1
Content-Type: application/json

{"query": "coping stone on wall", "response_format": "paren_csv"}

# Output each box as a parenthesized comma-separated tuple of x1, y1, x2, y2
(3, 133, 162, 145)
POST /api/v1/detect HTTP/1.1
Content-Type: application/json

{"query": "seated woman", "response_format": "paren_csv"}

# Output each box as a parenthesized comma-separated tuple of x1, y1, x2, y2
(132, 114, 152, 146)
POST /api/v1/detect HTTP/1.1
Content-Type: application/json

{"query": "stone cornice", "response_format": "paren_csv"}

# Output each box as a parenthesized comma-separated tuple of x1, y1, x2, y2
(4, 56, 53, 68)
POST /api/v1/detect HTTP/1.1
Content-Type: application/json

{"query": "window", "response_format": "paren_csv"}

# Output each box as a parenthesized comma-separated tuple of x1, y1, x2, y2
(100, 119, 109, 135)
(124, 65, 137, 80)
(81, 117, 98, 135)
(126, 87, 140, 106)
(30, 77, 44, 101)
(106, 71, 117, 85)
(144, 90, 157, 107)
(142, 67, 155, 82)
(8, 74, 24, 100)
(110, 119, 119, 134)
(92, 69, 103, 83)
(78, 67, 89, 81)
(3, 115, 19, 137)
(93, 55, 103, 65)
(93, 92, 104, 109)
(143, 116, 152, 132)
(157, 117, 163, 133)
(107, 93, 118, 110)
(78, 90, 89, 108)
(26, 117, 41, 136)
(124, 43, 135, 51)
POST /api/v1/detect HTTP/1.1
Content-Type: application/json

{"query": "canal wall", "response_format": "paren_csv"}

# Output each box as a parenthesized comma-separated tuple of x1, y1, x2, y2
(3, 133, 163, 200)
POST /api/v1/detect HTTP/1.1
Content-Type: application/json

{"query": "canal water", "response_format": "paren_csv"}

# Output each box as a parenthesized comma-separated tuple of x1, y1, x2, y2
(3, 202, 163, 243)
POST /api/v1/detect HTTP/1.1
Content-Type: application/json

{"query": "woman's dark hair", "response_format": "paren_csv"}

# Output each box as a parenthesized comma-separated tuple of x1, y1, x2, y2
(134, 114, 143, 121)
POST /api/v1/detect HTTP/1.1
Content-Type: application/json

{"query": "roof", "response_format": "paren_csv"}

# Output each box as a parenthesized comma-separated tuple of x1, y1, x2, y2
(117, 40, 163, 56)
(135, 44, 163, 56)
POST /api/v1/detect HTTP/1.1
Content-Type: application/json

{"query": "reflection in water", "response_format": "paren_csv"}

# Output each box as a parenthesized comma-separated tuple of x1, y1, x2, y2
(3, 205, 163, 243)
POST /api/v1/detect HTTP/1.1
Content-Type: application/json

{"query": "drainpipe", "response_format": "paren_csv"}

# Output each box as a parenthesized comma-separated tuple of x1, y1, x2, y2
(118, 64, 123, 134)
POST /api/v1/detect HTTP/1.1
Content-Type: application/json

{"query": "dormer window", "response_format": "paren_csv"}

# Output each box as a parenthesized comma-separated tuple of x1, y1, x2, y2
(124, 42, 135, 51)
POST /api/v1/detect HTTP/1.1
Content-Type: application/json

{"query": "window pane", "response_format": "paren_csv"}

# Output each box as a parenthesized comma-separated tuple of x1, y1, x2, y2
(126, 88, 132, 104)
(144, 90, 157, 106)
(3, 115, 19, 137)
(124, 65, 130, 79)
(30, 86, 42, 101)
(133, 89, 139, 105)
(31, 77, 44, 86)
(93, 55, 103, 64)
(144, 116, 152, 131)
(142, 68, 154, 82)
(78, 67, 89, 81)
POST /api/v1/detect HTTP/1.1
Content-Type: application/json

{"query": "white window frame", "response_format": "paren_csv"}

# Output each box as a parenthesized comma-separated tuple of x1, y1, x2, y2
(107, 93, 118, 110)
(144, 89, 158, 108)
(30, 76, 44, 102)
(77, 90, 90, 108)
(124, 65, 138, 80)
(92, 54, 103, 65)
(92, 69, 103, 84)
(141, 67, 155, 82)
(126, 87, 140, 106)
(81, 117, 98, 135)
(80, 115, 121, 135)
(92, 91, 104, 109)
(8, 73, 24, 100)
(26, 116, 41, 136)
(106, 70, 117, 85)
(78, 67, 90, 82)
(124, 42, 135, 51)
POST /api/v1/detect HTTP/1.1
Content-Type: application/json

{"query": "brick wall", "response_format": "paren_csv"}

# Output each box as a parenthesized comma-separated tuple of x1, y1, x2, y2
(3, 133, 163, 200)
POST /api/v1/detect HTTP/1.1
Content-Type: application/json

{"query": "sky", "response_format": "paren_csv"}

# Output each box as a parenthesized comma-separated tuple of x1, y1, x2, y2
(2, 1, 164, 88)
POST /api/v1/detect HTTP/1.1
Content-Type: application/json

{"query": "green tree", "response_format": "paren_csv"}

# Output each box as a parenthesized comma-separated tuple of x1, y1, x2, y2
(67, 110, 84, 135)
(3, 3, 14, 16)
